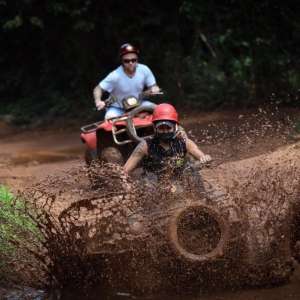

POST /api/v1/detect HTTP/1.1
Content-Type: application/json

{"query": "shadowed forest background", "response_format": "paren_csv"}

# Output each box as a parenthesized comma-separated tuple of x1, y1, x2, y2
(0, 0, 299, 124)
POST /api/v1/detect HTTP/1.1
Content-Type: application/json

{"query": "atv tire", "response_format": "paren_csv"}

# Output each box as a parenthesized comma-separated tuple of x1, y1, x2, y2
(85, 149, 98, 165)
(100, 147, 124, 164)
(168, 203, 229, 263)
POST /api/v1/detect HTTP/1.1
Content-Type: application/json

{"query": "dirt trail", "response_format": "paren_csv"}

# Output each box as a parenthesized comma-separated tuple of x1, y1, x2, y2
(0, 127, 84, 189)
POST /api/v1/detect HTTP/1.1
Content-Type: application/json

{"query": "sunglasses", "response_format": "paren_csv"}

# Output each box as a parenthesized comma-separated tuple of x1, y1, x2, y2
(156, 124, 174, 130)
(123, 58, 137, 64)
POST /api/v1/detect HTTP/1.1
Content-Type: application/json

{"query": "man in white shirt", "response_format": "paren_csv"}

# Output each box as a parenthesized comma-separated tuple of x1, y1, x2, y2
(93, 43, 160, 119)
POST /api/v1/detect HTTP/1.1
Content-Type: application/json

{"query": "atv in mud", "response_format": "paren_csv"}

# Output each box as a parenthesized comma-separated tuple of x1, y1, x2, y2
(53, 152, 298, 292)
(81, 93, 162, 165)
(21, 118, 299, 293)
(77, 101, 300, 292)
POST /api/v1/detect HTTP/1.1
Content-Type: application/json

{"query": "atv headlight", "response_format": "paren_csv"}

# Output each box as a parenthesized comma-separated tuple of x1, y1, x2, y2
(123, 96, 139, 110)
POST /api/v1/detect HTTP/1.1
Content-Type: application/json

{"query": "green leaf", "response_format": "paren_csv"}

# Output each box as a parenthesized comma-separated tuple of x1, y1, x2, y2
(29, 16, 44, 28)
(3, 15, 23, 30)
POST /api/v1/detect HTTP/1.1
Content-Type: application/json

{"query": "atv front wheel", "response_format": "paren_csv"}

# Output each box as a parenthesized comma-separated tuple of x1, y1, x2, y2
(100, 147, 124, 164)
(85, 149, 98, 165)
(168, 204, 229, 263)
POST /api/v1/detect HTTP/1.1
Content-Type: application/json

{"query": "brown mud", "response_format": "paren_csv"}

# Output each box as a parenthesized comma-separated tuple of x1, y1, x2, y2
(0, 107, 300, 299)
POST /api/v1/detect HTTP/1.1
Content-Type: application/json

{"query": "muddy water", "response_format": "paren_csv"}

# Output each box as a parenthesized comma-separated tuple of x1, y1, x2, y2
(1, 108, 300, 299)
(3, 270, 300, 299)
(12, 150, 298, 300)
(55, 269, 300, 299)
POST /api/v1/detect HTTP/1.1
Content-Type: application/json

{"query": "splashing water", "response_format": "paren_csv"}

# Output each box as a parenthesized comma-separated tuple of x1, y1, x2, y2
(2, 141, 300, 298)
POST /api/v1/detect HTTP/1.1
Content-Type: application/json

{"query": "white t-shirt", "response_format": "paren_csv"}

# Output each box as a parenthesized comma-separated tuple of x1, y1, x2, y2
(99, 63, 156, 108)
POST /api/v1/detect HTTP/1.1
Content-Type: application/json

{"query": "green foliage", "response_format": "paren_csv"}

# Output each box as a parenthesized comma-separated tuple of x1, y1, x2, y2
(0, 0, 299, 122)
(29, 16, 44, 28)
(2, 90, 91, 125)
(175, 0, 300, 106)
(0, 186, 39, 276)
(2, 15, 23, 30)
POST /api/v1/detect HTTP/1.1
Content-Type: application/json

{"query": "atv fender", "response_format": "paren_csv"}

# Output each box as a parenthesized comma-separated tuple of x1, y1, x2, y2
(81, 131, 97, 151)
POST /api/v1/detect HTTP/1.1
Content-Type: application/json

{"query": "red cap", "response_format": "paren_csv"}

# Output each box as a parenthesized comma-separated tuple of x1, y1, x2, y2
(119, 43, 139, 57)
(152, 103, 178, 123)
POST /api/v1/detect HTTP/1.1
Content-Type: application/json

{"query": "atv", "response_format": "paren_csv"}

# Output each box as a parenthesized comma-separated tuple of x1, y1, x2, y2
(80, 93, 163, 165)
(74, 106, 299, 292)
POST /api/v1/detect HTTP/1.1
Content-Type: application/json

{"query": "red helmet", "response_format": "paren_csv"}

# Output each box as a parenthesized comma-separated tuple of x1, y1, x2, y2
(152, 103, 178, 123)
(119, 43, 139, 57)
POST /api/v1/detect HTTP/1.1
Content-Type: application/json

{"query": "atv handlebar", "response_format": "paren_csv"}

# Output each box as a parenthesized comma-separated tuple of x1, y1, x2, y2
(84, 92, 162, 138)
(103, 91, 164, 109)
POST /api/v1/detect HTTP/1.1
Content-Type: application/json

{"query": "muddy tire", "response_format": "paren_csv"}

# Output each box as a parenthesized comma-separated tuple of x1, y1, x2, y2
(100, 147, 124, 164)
(85, 149, 98, 165)
(168, 203, 230, 263)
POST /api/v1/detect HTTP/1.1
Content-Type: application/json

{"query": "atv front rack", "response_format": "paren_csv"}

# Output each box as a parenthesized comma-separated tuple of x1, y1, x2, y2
(111, 115, 153, 145)
(111, 116, 131, 145)
(81, 121, 104, 133)
(81, 104, 155, 144)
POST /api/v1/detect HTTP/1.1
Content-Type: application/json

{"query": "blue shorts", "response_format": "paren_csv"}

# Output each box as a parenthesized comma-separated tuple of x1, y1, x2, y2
(104, 100, 156, 120)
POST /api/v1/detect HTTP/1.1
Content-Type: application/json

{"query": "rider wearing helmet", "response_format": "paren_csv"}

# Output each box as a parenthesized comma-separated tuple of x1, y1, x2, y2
(93, 43, 160, 119)
(124, 103, 211, 174)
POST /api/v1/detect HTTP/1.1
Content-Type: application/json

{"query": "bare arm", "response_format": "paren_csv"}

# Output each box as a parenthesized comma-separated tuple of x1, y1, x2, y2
(186, 138, 211, 163)
(177, 125, 188, 139)
(124, 141, 148, 174)
(93, 86, 105, 110)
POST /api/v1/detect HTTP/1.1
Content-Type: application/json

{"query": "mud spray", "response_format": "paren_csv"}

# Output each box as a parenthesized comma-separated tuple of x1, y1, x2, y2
(1, 107, 300, 299)
(2, 144, 298, 298)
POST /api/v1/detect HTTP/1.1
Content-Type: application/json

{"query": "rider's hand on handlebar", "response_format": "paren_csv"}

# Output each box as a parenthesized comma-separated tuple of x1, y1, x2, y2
(150, 85, 161, 93)
(199, 154, 212, 164)
(143, 86, 161, 96)
(95, 99, 106, 111)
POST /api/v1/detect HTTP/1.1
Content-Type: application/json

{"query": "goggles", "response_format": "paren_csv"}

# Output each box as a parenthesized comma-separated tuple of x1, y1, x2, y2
(155, 120, 176, 130)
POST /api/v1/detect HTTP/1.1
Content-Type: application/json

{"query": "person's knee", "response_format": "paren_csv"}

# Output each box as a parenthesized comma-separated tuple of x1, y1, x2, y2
(141, 100, 156, 110)
(105, 108, 124, 119)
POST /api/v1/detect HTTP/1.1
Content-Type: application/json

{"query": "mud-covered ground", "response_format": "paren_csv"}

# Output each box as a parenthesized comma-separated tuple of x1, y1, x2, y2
(0, 106, 300, 299)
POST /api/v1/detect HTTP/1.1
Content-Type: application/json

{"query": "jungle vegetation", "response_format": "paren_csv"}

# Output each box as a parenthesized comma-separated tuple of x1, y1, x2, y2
(0, 0, 299, 123)
(0, 185, 40, 283)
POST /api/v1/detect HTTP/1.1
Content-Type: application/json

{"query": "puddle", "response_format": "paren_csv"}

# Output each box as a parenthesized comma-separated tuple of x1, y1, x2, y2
(9, 148, 83, 165)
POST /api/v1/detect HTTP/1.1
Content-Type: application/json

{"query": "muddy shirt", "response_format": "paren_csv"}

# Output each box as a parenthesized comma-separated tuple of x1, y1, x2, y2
(143, 136, 187, 174)
(99, 64, 156, 108)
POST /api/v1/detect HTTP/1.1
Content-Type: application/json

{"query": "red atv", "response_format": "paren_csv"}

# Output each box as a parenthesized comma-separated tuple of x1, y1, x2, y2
(80, 94, 162, 165)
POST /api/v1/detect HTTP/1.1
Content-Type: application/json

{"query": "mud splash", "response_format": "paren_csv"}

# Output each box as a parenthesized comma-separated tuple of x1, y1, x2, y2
(3, 143, 298, 299)
(228, 164, 299, 285)
(187, 106, 298, 164)
(4, 161, 212, 289)
(1, 104, 299, 299)
(9, 162, 163, 290)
